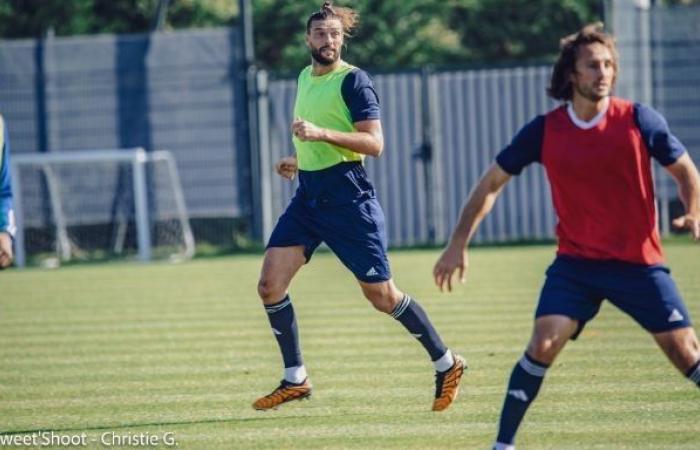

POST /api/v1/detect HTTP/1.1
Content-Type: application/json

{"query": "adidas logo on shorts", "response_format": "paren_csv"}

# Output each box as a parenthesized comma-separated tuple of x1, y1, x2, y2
(366, 267, 379, 277)
(667, 309, 684, 323)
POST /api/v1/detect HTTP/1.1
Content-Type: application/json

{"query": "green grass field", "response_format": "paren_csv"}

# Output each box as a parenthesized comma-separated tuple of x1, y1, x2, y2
(1, 243, 699, 449)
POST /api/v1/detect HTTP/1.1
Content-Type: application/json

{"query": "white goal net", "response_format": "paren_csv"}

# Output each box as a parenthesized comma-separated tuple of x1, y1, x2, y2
(11, 148, 195, 267)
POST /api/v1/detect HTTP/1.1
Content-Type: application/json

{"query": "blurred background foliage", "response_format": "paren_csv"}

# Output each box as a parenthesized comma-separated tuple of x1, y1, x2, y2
(1, 0, 695, 71)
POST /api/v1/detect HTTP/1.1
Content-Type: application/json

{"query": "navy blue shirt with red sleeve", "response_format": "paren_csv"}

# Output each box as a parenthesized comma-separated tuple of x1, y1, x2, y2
(495, 97, 686, 265)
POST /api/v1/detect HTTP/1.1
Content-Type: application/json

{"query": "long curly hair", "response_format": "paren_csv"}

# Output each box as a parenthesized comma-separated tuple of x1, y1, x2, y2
(548, 23, 619, 101)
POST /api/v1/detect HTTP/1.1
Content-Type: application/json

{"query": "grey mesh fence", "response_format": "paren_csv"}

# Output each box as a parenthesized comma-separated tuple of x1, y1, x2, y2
(650, 5, 700, 163)
(431, 67, 559, 245)
(610, 0, 700, 234)
(611, 0, 654, 105)
(0, 39, 41, 157)
(368, 72, 430, 247)
(266, 77, 298, 222)
(0, 28, 249, 236)
(651, 4, 700, 234)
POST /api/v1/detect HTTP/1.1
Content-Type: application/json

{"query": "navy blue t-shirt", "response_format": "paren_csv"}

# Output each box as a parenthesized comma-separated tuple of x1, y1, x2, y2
(341, 69, 381, 122)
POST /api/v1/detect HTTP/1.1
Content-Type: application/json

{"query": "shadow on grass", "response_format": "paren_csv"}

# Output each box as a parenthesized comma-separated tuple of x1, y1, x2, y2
(0, 412, 367, 436)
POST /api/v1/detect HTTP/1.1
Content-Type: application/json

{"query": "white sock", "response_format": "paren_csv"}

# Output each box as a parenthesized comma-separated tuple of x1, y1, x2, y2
(433, 349, 454, 372)
(493, 443, 515, 450)
(284, 365, 307, 384)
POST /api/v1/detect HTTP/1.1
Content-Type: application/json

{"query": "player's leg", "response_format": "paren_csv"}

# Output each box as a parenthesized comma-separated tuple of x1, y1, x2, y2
(252, 246, 312, 410)
(653, 326, 700, 387)
(258, 245, 308, 374)
(320, 196, 465, 411)
(493, 315, 578, 450)
(604, 264, 700, 388)
(252, 196, 321, 410)
(358, 278, 466, 411)
(525, 316, 581, 363)
(493, 257, 603, 450)
(357, 279, 452, 368)
(258, 246, 307, 304)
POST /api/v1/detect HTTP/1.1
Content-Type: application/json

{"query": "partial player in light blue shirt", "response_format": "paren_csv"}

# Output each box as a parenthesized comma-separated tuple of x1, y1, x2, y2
(0, 114, 16, 269)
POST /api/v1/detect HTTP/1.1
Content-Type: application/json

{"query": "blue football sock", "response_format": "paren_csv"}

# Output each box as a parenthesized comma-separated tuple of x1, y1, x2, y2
(391, 295, 448, 362)
(264, 295, 302, 369)
(496, 353, 550, 445)
(686, 360, 700, 388)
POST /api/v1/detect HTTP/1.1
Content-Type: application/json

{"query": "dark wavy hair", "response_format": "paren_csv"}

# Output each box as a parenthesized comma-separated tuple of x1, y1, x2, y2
(548, 23, 619, 101)
(306, 1, 359, 37)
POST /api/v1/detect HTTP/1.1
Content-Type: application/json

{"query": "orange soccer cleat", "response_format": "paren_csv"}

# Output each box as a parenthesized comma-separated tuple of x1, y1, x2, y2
(252, 378, 313, 410)
(432, 354, 466, 411)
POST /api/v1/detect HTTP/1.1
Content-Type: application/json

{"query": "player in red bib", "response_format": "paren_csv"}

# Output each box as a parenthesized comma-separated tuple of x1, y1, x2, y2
(433, 24, 700, 450)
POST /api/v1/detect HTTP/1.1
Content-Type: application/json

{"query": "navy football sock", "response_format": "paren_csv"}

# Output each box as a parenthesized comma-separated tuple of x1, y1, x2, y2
(496, 353, 550, 445)
(686, 360, 700, 387)
(391, 295, 448, 361)
(264, 295, 302, 369)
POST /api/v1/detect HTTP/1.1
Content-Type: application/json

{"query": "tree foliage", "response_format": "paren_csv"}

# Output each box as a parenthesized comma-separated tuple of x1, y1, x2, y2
(446, 0, 601, 64)
(0, 0, 236, 38)
(1, 0, 604, 70)
(253, 0, 462, 72)
(254, 0, 601, 71)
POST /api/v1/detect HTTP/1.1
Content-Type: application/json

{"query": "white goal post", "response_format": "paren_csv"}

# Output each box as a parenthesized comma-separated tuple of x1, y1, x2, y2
(10, 148, 195, 267)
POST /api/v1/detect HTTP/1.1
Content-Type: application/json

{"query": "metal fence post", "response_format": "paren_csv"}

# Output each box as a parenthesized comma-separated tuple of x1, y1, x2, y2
(256, 70, 274, 242)
(419, 66, 436, 245)
(132, 149, 152, 261)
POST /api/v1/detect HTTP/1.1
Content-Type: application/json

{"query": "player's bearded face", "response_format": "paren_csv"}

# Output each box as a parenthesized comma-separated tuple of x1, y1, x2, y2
(310, 43, 340, 65)
(307, 19, 343, 66)
(571, 43, 616, 102)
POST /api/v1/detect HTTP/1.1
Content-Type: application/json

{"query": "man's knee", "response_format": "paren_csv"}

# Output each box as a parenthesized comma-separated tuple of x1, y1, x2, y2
(655, 327, 700, 373)
(257, 277, 287, 303)
(526, 318, 577, 364)
(668, 343, 696, 370)
(526, 336, 565, 363)
(363, 291, 394, 314)
(362, 284, 401, 314)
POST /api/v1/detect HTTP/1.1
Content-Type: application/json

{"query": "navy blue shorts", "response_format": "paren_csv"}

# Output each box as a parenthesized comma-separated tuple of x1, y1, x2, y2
(536, 255, 692, 338)
(267, 193, 391, 283)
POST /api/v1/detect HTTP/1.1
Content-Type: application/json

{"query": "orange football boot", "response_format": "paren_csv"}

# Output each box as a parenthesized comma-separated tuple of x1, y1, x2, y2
(432, 354, 466, 411)
(252, 378, 312, 410)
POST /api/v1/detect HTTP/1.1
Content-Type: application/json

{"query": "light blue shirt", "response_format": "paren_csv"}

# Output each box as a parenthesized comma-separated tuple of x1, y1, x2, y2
(0, 114, 15, 237)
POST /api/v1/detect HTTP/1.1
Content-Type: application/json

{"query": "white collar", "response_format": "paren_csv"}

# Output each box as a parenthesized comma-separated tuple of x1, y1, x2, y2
(566, 98, 610, 130)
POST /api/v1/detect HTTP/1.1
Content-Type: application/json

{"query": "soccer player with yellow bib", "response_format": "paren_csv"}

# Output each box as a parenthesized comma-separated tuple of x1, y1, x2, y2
(252, 1, 465, 411)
